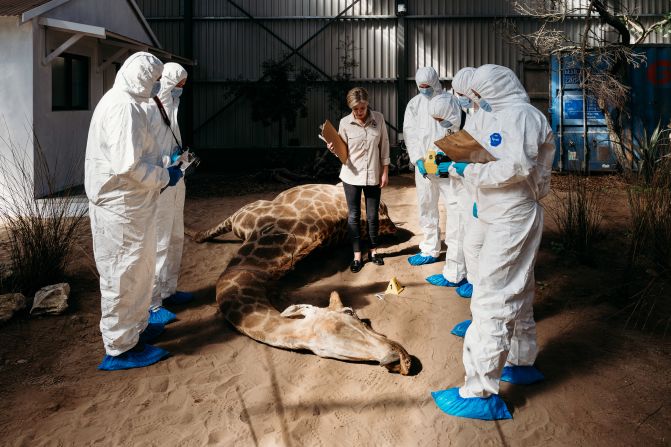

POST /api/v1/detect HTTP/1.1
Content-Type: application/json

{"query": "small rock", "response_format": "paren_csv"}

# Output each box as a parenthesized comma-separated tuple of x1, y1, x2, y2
(0, 293, 27, 323)
(16, 359, 27, 364)
(31, 283, 70, 316)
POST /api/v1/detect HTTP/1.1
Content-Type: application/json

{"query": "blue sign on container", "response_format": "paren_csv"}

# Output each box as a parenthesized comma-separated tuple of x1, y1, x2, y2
(561, 67, 582, 89)
(563, 95, 604, 121)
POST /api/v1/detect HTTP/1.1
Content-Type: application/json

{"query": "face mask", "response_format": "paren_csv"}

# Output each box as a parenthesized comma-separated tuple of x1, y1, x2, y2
(150, 81, 161, 97)
(171, 87, 183, 99)
(478, 98, 492, 112)
(458, 95, 472, 109)
(439, 119, 453, 129)
(419, 87, 434, 97)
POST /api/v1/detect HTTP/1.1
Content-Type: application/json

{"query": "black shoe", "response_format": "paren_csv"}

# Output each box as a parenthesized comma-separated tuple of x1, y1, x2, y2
(350, 259, 363, 273)
(370, 253, 384, 266)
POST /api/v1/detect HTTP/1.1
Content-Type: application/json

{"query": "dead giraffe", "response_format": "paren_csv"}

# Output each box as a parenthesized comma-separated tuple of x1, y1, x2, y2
(193, 183, 412, 375)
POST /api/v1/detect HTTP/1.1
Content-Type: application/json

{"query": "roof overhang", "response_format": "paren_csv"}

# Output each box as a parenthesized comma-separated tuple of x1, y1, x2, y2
(38, 17, 195, 66)
(38, 17, 104, 38)
(19, 0, 161, 49)
(20, 0, 69, 22)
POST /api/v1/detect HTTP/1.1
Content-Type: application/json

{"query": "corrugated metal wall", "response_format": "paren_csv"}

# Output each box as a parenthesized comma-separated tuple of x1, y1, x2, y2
(137, 0, 671, 152)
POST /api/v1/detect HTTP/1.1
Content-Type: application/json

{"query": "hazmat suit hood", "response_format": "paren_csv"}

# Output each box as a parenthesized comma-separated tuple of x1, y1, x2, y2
(158, 62, 188, 110)
(115, 52, 164, 98)
(415, 67, 442, 94)
(429, 93, 462, 134)
(468, 64, 529, 112)
(452, 67, 476, 96)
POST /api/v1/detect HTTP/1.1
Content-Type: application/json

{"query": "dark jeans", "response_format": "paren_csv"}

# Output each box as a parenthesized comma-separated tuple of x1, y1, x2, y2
(342, 182, 381, 253)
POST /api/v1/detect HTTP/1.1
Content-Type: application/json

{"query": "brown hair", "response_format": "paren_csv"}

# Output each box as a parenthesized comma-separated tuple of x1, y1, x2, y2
(346, 87, 369, 109)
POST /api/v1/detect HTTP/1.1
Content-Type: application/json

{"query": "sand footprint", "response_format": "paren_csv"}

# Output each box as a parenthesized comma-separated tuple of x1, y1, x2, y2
(148, 376, 171, 393)
(207, 429, 228, 445)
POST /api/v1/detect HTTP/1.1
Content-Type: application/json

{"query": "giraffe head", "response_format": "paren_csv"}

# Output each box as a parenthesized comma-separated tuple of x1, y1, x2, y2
(280, 291, 411, 375)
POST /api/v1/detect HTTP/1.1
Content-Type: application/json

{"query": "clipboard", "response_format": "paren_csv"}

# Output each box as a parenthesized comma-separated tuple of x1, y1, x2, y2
(434, 129, 496, 163)
(319, 120, 348, 164)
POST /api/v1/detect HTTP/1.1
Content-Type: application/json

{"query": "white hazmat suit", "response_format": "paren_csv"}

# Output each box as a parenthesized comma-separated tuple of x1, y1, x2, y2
(403, 67, 446, 259)
(85, 53, 168, 356)
(458, 64, 555, 398)
(453, 67, 486, 295)
(149, 63, 188, 310)
(427, 93, 468, 284)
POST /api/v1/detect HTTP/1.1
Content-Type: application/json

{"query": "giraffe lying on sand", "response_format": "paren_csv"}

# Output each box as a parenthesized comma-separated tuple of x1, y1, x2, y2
(193, 183, 412, 375)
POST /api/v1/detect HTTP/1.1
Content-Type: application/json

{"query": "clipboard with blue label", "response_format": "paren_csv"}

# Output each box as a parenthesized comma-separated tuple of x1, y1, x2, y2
(434, 129, 496, 163)
(319, 120, 349, 164)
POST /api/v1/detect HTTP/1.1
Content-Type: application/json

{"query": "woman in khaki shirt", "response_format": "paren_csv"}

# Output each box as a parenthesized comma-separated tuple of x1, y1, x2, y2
(329, 87, 390, 273)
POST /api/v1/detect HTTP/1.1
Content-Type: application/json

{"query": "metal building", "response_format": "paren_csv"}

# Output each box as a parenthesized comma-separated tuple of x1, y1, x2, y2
(137, 0, 671, 160)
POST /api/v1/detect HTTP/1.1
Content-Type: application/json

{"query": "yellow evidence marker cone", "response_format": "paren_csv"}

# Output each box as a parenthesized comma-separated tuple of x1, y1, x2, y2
(385, 277, 405, 295)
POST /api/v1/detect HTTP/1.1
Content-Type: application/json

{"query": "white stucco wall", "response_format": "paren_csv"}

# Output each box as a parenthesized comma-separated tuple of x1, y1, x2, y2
(31, 27, 105, 197)
(0, 17, 34, 207)
(44, 0, 155, 46)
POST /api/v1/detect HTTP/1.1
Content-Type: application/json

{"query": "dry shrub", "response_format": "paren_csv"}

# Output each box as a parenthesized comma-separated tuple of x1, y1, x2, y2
(0, 121, 87, 297)
(625, 158, 671, 333)
(546, 173, 605, 262)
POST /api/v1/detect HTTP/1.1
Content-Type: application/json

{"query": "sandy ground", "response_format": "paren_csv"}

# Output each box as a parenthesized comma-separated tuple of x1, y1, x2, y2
(0, 174, 670, 446)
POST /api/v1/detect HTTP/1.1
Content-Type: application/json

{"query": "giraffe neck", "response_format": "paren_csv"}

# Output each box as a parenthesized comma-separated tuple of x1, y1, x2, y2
(216, 269, 313, 350)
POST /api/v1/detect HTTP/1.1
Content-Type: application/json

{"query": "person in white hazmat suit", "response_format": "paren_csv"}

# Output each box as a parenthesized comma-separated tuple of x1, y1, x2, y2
(451, 66, 485, 301)
(424, 93, 469, 288)
(447, 67, 484, 341)
(85, 52, 183, 371)
(431, 64, 555, 420)
(147, 62, 192, 326)
(403, 67, 446, 266)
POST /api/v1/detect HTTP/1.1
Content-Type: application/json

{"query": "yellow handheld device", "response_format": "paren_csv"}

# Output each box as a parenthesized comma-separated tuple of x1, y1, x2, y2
(424, 150, 438, 176)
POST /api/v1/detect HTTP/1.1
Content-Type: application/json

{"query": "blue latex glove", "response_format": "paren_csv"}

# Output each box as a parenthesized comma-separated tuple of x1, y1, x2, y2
(415, 159, 427, 176)
(167, 165, 183, 187)
(437, 161, 452, 175)
(472, 202, 478, 218)
(452, 162, 469, 177)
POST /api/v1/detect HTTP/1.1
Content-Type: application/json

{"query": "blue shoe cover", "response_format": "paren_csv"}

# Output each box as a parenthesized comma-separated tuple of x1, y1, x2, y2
(426, 275, 468, 287)
(450, 319, 472, 338)
(98, 344, 170, 371)
(501, 365, 545, 385)
(456, 282, 473, 298)
(164, 291, 194, 306)
(431, 387, 512, 421)
(407, 253, 439, 266)
(139, 323, 165, 344)
(149, 307, 177, 325)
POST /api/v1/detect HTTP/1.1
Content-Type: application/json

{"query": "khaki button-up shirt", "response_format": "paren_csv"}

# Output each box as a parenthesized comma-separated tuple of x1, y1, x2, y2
(337, 110, 390, 186)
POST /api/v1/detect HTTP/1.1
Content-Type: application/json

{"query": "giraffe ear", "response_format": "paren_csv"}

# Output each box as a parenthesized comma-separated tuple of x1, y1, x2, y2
(328, 291, 344, 310)
(280, 304, 317, 319)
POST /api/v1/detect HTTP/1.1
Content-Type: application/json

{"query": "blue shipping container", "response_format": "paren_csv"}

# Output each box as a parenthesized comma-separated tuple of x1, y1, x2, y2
(630, 46, 671, 146)
(550, 55, 616, 172)
(551, 46, 671, 172)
